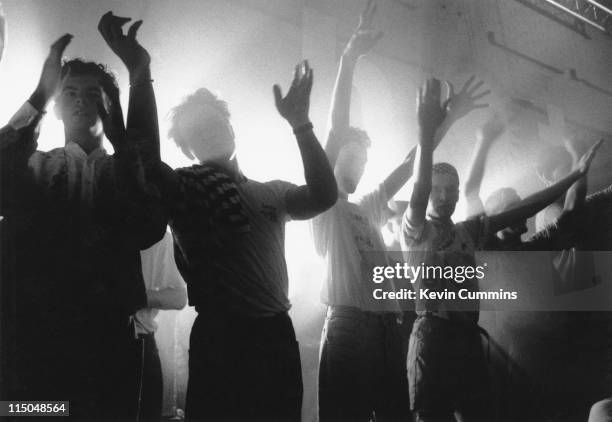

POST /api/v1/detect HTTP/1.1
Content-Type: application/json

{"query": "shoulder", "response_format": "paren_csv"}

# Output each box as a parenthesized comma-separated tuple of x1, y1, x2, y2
(402, 216, 434, 246)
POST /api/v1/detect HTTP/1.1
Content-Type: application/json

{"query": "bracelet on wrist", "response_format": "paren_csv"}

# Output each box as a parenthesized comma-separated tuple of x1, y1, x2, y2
(130, 79, 154, 89)
(293, 121, 313, 135)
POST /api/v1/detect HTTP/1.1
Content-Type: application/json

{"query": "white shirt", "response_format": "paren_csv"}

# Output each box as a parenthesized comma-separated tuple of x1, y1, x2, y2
(312, 184, 400, 313)
(135, 231, 185, 335)
(10, 101, 108, 207)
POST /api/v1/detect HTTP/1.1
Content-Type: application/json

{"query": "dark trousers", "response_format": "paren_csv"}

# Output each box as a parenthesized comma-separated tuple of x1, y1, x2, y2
(132, 333, 163, 422)
(408, 315, 490, 422)
(7, 326, 136, 422)
(185, 311, 303, 422)
(318, 306, 410, 422)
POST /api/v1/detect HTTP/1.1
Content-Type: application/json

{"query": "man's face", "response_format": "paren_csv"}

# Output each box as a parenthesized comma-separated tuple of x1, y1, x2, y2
(177, 104, 235, 162)
(55, 75, 106, 134)
(334, 143, 367, 194)
(427, 172, 459, 219)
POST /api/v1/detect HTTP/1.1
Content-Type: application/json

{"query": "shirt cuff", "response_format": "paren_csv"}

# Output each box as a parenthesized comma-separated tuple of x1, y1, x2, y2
(8, 102, 41, 131)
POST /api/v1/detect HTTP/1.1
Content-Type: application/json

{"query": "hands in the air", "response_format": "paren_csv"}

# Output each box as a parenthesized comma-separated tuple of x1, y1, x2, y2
(273, 60, 313, 129)
(476, 114, 505, 145)
(574, 138, 603, 176)
(98, 11, 150, 80)
(417, 78, 447, 143)
(32, 34, 73, 110)
(344, 0, 384, 60)
(444, 76, 490, 123)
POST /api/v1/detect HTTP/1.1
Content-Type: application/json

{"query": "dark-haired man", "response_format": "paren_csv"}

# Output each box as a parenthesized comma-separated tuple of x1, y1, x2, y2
(402, 78, 601, 422)
(0, 12, 166, 420)
(159, 61, 337, 421)
(312, 2, 491, 421)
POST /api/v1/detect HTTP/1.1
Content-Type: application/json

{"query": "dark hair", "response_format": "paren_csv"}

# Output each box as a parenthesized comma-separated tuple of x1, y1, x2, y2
(332, 126, 371, 149)
(60, 58, 119, 100)
(168, 88, 231, 158)
(432, 162, 459, 184)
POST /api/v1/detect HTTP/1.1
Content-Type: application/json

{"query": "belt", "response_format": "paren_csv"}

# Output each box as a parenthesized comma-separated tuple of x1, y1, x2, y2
(136, 332, 155, 340)
(327, 305, 396, 321)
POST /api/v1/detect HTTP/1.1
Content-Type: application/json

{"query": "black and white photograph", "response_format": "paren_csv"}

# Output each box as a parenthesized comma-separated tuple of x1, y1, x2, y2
(1, 0, 612, 421)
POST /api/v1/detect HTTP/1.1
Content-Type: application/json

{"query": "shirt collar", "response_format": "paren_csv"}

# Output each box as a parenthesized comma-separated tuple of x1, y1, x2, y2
(65, 141, 107, 160)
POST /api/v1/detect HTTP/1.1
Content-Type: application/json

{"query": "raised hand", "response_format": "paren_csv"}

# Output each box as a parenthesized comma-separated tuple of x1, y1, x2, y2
(273, 60, 314, 129)
(445, 76, 490, 123)
(476, 114, 505, 145)
(574, 138, 603, 176)
(31, 34, 73, 110)
(344, 0, 384, 59)
(417, 78, 446, 142)
(98, 11, 150, 79)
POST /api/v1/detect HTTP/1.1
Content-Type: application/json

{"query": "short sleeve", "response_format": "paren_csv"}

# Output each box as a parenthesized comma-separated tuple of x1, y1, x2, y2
(268, 179, 299, 222)
(460, 214, 490, 249)
(401, 209, 426, 247)
(357, 184, 390, 228)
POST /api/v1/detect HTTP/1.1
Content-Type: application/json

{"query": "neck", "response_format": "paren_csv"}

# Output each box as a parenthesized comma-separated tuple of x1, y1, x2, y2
(338, 190, 349, 200)
(429, 214, 453, 226)
(201, 156, 243, 180)
(65, 128, 103, 155)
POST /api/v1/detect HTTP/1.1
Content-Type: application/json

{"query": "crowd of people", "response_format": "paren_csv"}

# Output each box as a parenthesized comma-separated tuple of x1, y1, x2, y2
(0, 1, 610, 422)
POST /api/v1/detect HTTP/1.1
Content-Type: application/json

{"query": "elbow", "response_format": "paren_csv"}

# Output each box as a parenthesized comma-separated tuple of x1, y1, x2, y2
(314, 182, 338, 213)
(174, 286, 188, 310)
(166, 285, 188, 310)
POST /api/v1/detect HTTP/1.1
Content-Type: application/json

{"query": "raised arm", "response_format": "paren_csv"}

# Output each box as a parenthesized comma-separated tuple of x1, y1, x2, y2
(97, 81, 166, 249)
(1, 34, 72, 212)
(98, 12, 160, 166)
(382, 76, 491, 201)
(405, 78, 447, 228)
(274, 61, 338, 220)
(438, 76, 490, 142)
(560, 139, 588, 217)
(463, 116, 505, 217)
(488, 139, 603, 234)
(326, 0, 382, 167)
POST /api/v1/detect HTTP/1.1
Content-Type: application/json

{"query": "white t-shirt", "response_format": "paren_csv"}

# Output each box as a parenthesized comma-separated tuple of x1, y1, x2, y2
(312, 184, 400, 313)
(135, 231, 185, 335)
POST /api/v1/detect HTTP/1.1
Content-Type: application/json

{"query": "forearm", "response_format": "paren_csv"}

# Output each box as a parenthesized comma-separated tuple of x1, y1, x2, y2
(464, 138, 490, 197)
(126, 67, 160, 165)
(463, 138, 491, 216)
(329, 53, 358, 132)
(408, 139, 433, 224)
(562, 175, 587, 214)
(296, 128, 338, 208)
(490, 168, 582, 233)
(146, 286, 187, 310)
(383, 147, 416, 199)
